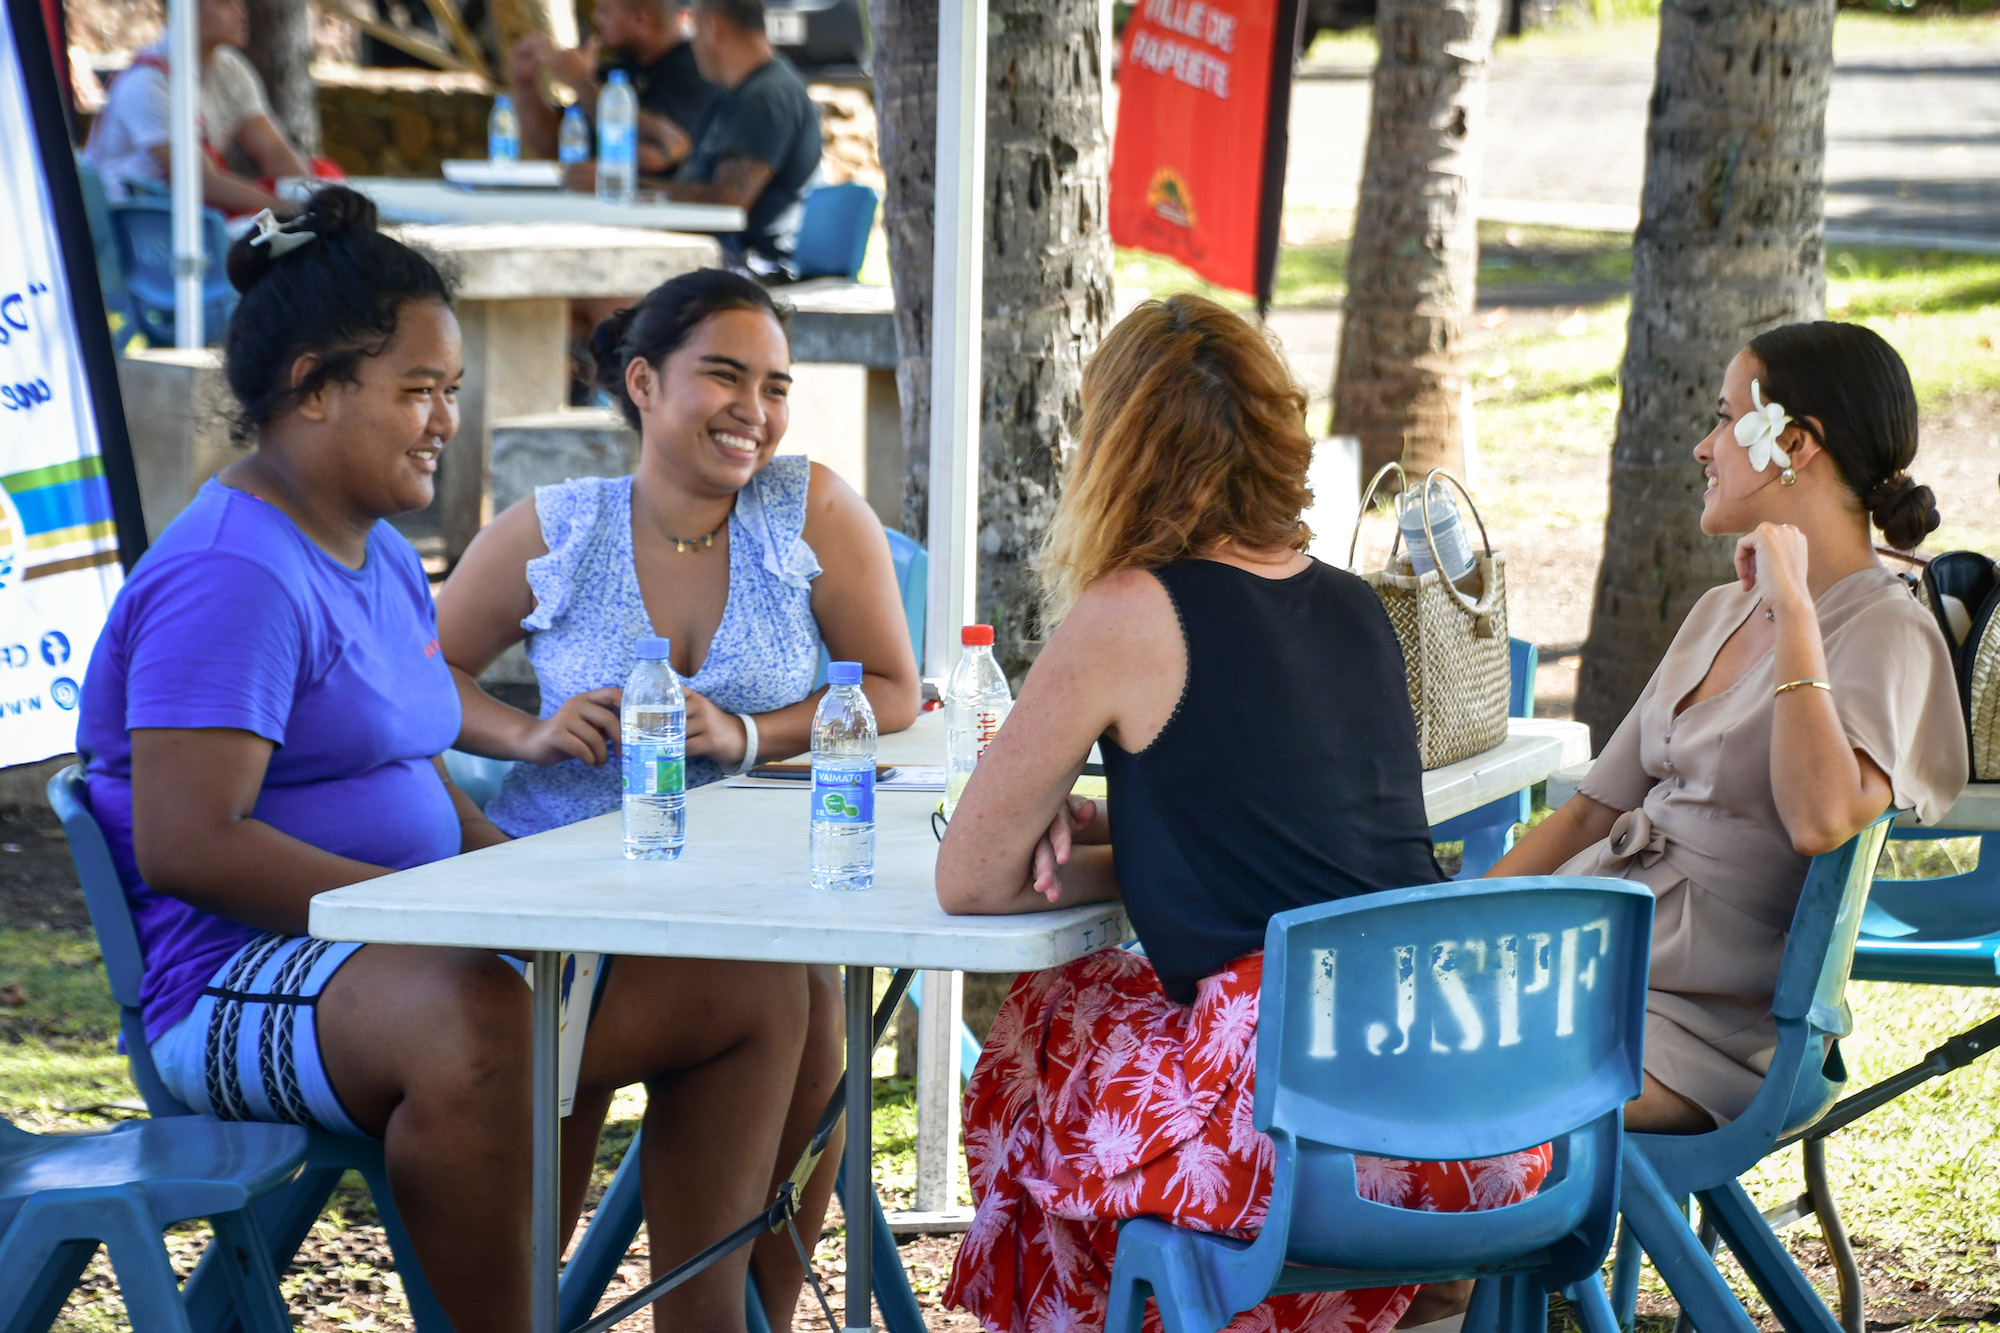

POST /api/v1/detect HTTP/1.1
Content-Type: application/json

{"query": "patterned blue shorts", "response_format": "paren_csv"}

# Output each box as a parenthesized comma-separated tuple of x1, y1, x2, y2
(150, 933, 370, 1137)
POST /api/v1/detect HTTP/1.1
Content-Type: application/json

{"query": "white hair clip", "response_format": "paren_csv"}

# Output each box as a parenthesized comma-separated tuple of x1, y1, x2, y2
(247, 209, 316, 259)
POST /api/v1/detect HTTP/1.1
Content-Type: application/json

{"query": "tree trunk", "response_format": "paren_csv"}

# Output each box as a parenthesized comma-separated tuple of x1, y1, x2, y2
(1331, 0, 1502, 479)
(243, 0, 320, 155)
(1574, 0, 1833, 743)
(869, 0, 1115, 668)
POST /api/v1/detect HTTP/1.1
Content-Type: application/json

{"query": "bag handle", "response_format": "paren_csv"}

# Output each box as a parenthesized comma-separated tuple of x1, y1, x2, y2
(1418, 469, 1499, 618)
(1346, 461, 1409, 571)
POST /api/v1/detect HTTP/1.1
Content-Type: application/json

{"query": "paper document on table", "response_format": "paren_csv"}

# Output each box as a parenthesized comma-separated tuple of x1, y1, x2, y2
(523, 951, 603, 1117)
(440, 159, 563, 189)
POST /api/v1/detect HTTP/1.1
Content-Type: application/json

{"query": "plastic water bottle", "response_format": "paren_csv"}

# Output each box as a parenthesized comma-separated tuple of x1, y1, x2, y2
(944, 625, 1012, 818)
(810, 661, 876, 891)
(558, 104, 592, 167)
(596, 70, 638, 205)
(488, 94, 521, 164)
(1396, 480, 1475, 581)
(621, 637, 686, 861)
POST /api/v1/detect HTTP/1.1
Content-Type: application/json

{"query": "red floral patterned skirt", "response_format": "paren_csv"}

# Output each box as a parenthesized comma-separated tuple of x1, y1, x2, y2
(943, 949, 1554, 1333)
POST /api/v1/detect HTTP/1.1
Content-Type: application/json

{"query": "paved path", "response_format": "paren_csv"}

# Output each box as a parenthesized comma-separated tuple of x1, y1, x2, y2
(1283, 45, 2000, 247)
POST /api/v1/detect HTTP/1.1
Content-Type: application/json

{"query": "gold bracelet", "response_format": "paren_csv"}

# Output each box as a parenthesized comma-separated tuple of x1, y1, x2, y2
(1773, 678, 1832, 697)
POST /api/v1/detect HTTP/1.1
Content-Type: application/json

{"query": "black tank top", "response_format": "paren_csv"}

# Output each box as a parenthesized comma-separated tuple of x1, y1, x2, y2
(1101, 558, 1443, 1003)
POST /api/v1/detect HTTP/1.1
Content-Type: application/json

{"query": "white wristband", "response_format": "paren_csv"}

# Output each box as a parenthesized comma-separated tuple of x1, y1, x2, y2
(724, 712, 759, 776)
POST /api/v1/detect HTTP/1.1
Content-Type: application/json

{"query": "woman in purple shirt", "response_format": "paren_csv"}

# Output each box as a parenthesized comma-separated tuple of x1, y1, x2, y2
(77, 187, 813, 1331)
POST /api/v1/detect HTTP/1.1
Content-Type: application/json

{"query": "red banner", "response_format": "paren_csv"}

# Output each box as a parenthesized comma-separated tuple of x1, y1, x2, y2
(1110, 0, 1279, 296)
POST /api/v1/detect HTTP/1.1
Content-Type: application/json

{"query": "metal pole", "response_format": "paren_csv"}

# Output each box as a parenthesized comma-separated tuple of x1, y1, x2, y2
(912, 969, 963, 1212)
(167, 0, 204, 348)
(531, 951, 562, 1333)
(923, 0, 989, 680)
(844, 966, 875, 1332)
(915, 0, 989, 1238)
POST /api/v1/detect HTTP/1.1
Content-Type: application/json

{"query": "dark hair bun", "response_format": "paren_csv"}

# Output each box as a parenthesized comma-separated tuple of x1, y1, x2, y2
(588, 306, 640, 400)
(1866, 473, 1941, 551)
(224, 186, 381, 294)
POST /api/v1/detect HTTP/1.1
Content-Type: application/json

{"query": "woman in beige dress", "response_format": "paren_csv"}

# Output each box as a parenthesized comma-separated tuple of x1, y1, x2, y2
(1493, 320, 1968, 1132)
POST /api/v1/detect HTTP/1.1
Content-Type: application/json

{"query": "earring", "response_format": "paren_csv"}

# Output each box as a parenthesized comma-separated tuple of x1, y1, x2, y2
(1779, 467, 1797, 487)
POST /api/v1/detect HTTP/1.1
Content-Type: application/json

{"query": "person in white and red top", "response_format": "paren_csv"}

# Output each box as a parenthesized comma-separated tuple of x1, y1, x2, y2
(83, 0, 310, 216)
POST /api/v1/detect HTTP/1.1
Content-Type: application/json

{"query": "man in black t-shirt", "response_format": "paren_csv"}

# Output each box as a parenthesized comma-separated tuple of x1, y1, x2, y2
(663, 0, 823, 267)
(508, 0, 721, 180)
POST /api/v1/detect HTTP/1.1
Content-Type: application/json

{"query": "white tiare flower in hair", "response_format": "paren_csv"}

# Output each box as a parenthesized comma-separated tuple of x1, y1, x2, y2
(1733, 379, 1793, 473)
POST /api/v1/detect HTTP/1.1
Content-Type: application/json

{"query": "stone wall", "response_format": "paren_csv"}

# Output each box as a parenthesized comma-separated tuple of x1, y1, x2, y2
(313, 64, 884, 184)
(316, 65, 495, 177)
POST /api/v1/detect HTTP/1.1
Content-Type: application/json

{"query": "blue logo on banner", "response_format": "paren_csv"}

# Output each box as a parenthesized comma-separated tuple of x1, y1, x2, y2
(39, 632, 68, 666)
(49, 677, 78, 710)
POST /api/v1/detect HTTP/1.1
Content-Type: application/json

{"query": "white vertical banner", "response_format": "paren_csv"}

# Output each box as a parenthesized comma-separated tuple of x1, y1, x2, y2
(0, 0, 142, 765)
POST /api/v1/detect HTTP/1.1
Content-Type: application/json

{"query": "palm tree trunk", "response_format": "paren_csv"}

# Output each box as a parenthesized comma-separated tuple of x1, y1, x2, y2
(870, 0, 1114, 667)
(243, 0, 320, 154)
(1331, 0, 1502, 479)
(1574, 0, 1834, 743)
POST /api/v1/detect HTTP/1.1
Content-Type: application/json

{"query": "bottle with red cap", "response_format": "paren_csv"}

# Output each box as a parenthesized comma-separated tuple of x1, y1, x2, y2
(944, 624, 1012, 817)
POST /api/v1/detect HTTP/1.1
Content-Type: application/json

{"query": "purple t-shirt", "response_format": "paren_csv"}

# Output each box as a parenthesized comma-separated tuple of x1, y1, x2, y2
(78, 479, 463, 1040)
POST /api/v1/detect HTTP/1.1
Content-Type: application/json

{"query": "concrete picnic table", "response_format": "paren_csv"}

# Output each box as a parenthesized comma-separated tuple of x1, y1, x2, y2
(308, 711, 1590, 1333)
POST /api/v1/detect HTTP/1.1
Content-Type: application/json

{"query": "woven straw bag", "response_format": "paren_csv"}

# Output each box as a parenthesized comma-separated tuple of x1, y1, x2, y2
(1346, 464, 1510, 770)
(1914, 550, 2000, 781)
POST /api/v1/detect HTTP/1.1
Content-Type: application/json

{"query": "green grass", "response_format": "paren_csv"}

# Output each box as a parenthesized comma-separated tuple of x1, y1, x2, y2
(0, 930, 138, 1130)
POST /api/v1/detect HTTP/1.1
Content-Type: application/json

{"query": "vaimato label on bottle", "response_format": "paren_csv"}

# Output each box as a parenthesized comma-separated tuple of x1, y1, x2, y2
(812, 764, 875, 824)
(622, 745, 685, 796)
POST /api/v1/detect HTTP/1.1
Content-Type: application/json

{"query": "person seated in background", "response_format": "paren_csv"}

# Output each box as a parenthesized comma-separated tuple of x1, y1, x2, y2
(433, 267, 919, 1320)
(80, 188, 833, 1331)
(510, 0, 721, 182)
(660, 0, 823, 271)
(1491, 321, 1968, 1133)
(82, 0, 311, 215)
(932, 294, 1551, 1333)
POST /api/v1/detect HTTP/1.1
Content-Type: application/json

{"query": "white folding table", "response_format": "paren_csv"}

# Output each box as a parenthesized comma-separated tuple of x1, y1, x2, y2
(308, 713, 1590, 1333)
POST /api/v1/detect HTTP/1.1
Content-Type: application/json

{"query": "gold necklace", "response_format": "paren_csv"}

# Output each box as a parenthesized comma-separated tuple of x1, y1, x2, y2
(666, 519, 726, 553)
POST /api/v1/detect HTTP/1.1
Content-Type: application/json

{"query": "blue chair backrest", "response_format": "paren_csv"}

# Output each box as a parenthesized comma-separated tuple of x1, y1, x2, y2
(1508, 637, 1537, 719)
(1255, 876, 1652, 1273)
(1763, 814, 1892, 1133)
(110, 199, 233, 303)
(813, 523, 927, 690)
(74, 158, 128, 308)
(885, 527, 927, 666)
(46, 766, 194, 1119)
(791, 183, 879, 281)
(1635, 815, 1894, 1195)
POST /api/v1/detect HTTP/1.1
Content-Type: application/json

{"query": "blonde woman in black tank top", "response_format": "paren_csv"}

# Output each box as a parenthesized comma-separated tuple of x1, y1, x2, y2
(933, 296, 1551, 1333)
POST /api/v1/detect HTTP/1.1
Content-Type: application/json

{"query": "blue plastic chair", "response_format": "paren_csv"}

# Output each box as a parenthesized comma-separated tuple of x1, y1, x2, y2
(1852, 829, 2000, 984)
(0, 1113, 306, 1333)
(108, 199, 237, 348)
(1107, 876, 1654, 1333)
(1433, 639, 1539, 879)
(1605, 815, 1895, 1333)
(73, 159, 133, 350)
(790, 183, 879, 281)
(45, 767, 455, 1333)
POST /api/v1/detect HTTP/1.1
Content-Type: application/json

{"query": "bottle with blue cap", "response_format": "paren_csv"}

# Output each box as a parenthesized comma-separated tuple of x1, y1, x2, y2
(622, 637, 686, 860)
(810, 661, 876, 890)
(488, 93, 520, 165)
(558, 104, 592, 168)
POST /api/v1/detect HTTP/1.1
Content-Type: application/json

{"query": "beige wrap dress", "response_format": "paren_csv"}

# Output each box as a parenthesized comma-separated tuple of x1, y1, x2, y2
(1561, 566, 1968, 1124)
